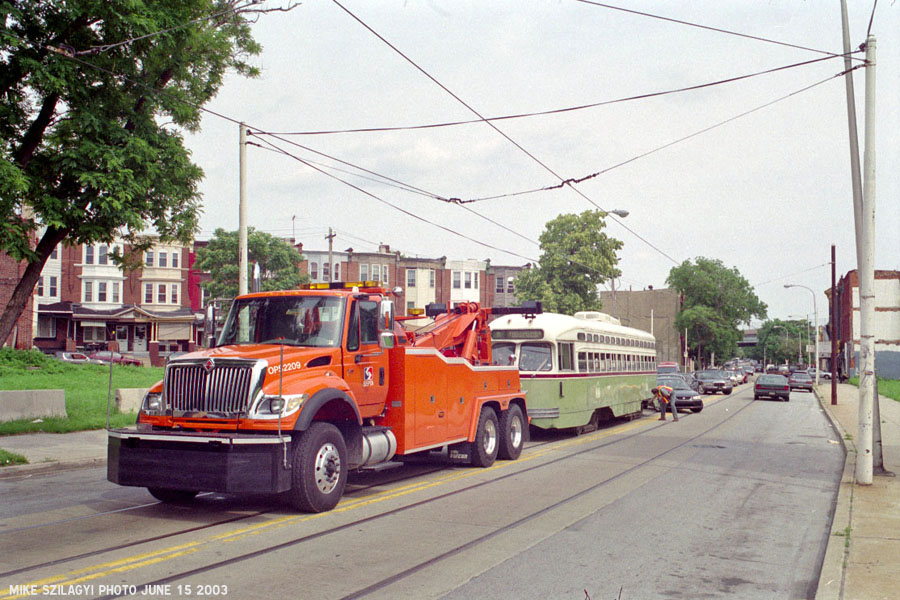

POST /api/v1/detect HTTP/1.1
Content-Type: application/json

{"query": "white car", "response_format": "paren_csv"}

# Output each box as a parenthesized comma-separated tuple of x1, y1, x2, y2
(807, 368, 832, 380)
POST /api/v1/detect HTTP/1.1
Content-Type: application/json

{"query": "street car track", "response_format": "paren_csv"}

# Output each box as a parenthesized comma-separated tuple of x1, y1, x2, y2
(81, 395, 754, 600)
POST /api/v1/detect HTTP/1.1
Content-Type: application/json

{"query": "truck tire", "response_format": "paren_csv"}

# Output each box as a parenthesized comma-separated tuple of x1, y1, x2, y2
(498, 404, 525, 460)
(288, 422, 348, 513)
(471, 406, 499, 468)
(147, 488, 198, 504)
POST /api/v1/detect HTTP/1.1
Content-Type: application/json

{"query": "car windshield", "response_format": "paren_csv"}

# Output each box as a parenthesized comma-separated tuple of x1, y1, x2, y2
(218, 295, 345, 347)
(658, 378, 690, 390)
(792, 373, 812, 381)
(695, 372, 719, 380)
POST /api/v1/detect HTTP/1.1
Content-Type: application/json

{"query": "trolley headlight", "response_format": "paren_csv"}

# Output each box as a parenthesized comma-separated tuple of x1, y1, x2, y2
(142, 391, 164, 415)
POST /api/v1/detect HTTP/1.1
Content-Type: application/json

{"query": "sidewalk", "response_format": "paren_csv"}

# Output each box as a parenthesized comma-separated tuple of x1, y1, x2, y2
(0, 385, 897, 599)
(815, 382, 900, 600)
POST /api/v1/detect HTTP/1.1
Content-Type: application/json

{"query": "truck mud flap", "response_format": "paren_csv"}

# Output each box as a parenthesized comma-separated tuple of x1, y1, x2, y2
(107, 430, 293, 494)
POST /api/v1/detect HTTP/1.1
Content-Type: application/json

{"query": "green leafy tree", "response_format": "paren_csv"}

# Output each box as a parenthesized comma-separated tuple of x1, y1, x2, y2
(0, 0, 293, 344)
(194, 228, 306, 299)
(753, 319, 808, 366)
(515, 210, 623, 314)
(667, 257, 767, 365)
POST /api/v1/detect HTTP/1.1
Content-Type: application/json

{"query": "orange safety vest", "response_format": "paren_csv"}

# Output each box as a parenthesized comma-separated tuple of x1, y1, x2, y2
(655, 385, 673, 403)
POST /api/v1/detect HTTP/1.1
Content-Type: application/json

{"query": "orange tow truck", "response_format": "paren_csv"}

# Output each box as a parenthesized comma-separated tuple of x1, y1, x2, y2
(108, 282, 541, 512)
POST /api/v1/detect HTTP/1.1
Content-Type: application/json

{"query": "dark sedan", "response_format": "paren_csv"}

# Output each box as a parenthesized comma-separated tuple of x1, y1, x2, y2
(655, 377, 704, 413)
(754, 374, 790, 401)
(88, 351, 142, 366)
(694, 370, 733, 395)
(788, 371, 814, 392)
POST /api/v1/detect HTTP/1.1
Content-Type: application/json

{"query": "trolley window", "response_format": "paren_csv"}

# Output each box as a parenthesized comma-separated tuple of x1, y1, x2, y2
(492, 342, 517, 366)
(520, 342, 553, 372)
(558, 342, 574, 371)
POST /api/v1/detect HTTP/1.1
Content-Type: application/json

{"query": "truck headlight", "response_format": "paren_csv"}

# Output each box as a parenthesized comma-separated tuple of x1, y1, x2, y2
(142, 392, 164, 415)
(258, 393, 307, 417)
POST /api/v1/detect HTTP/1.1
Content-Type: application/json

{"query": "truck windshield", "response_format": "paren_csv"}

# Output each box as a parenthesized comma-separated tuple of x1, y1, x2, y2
(218, 296, 345, 347)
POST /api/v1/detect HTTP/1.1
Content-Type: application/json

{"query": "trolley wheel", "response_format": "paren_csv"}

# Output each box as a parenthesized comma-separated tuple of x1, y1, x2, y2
(287, 422, 348, 513)
(471, 406, 499, 468)
(498, 404, 525, 461)
(147, 488, 198, 504)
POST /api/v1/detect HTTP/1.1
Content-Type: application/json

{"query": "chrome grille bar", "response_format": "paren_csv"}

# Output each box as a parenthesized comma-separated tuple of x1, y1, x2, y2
(163, 359, 263, 415)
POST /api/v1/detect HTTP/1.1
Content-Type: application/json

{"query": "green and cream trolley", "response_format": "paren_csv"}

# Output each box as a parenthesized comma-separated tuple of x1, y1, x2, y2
(490, 311, 656, 432)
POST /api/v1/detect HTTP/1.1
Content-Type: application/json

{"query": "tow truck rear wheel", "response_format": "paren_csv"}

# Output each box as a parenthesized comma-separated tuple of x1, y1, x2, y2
(147, 488, 198, 504)
(471, 406, 499, 468)
(288, 422, 348, 513)
(498, 404, 525, 460)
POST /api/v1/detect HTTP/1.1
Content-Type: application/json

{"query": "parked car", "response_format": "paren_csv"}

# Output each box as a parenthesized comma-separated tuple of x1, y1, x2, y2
(754, 374, 791, 401)
(655, 376, 704, 413)
(54, 351, 97, 364)
(88, 351, 142, 366)
(788, 371, 814, 392)
(722, 370, 742, 386)
(657, 361, 680, 374)
(678, 372, 701, 392)
(777, 365, 791, 378)
(807, 367, 832, 380)
(694, 370, 733, 395)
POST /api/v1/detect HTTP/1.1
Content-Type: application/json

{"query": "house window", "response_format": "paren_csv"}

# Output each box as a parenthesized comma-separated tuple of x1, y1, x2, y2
(83, 281, 93, 302)
(310, 262, 318, 280)
(372, 264, 381, 282)
(84, 246, 94, 264)
(171, 251, 179, 269)
(37, 315, 56, 338)
(158, 250, 167, 268)
(333, 263, 340, 281)
(98, 281, 107, 302)
(49, 276, 57, 297)
(111, 281, 120, 303)
(158, 284, 166, 303)
(464, 272, 472, 289)
(50, 247, 58, 260)
(383, 267, 389, 285)
(83, 326, 105, 342)
(407, 269, 416, 288)
(507, 277, 515, 294)
(360, 264, 369, 280)
(98, 245, 108, 265)
(37, 277, 44, 296)
(496, 276, 504, 293)
(323, 263, 330, 282)
(144, 283, 153, 304)
(453, 271, 461, 289)
(429, 270, 435, 288)
(474, 273, 479, 289)
(145, 250, 154, 267)
(171, 284, 179, 305)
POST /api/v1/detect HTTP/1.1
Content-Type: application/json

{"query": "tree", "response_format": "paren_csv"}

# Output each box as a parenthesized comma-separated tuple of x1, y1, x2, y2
(194, 227, 306, 299)
(0, 0, 295, 344)
(753, 319, 808, 366)
(514, 210, 623, 314)
(667, 257, 767, 365)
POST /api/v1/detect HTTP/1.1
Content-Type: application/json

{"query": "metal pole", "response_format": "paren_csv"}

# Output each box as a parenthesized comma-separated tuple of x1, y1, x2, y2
(856, 35, 876, 486)
(239, 123, 248, 297)
(831, 244, 837, 405)
(839, 0, 864, 261)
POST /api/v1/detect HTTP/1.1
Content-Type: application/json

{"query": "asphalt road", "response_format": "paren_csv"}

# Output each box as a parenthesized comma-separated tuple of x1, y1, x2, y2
(0, 381, 843, 600)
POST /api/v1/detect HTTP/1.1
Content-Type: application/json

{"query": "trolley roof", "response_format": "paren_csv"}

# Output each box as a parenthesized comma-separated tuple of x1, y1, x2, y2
(489, 311, 655, 343)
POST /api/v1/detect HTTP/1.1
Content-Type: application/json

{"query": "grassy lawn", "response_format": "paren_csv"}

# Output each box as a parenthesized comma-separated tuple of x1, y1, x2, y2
(0, 448, 27, 466)
(848, 376, 900, 403)
(0, 348, 164, 435)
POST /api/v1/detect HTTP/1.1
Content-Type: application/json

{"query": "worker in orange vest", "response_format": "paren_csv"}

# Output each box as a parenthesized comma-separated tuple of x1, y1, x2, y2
(654, 385, 678, 421)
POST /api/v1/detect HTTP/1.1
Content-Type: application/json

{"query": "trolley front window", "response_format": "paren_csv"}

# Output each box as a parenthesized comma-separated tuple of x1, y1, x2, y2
(519, 342, 552, 372)
(492, 342, 517, 366)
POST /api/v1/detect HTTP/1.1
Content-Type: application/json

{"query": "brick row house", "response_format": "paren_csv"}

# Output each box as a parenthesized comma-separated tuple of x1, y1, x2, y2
(32, 239, 200, 365)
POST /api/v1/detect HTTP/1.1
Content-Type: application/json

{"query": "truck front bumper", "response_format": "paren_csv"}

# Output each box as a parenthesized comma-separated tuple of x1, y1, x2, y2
(107, 429, 293, 494)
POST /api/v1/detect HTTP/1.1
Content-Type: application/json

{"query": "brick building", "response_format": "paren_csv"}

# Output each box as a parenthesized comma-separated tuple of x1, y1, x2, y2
(0, 251, 35, 349)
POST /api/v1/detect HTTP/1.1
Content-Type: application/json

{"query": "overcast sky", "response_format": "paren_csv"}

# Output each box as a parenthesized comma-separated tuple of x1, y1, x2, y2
(183, 0, 899, 328)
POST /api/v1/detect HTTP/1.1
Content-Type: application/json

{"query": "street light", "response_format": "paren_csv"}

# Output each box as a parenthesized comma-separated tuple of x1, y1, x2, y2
(785, 284, 820, 385)
(604, 209, 629, 218)
(789, 314, 812, 367)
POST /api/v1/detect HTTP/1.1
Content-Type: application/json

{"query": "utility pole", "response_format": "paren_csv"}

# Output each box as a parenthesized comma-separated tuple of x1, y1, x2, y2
(239, 123, 248, 297)
(856, 35, 876, 486)
(326, 227, 335, 281)
(831, 245, 837, 405)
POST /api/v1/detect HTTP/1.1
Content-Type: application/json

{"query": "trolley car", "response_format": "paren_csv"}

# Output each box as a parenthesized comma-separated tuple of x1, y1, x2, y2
(490, 311, 656, 433)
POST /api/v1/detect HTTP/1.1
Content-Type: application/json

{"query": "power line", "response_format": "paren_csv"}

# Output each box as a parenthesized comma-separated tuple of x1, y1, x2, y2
(573, 0, 866, 61)
(260, 54, 851, 136)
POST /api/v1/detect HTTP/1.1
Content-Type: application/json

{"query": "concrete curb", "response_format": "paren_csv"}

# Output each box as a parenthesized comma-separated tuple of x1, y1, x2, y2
(0, 456, 106, 480)
(814, 386, 855, 600)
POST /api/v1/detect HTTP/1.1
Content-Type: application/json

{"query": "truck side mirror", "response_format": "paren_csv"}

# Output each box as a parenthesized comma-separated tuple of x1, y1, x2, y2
(205, 304, 217, 348)
(379, 331, 395, 349)
(379, 299, 395, 331)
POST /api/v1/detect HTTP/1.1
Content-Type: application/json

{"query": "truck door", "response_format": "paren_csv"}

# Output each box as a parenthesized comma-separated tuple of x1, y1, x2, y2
(344, 299, 390, 411)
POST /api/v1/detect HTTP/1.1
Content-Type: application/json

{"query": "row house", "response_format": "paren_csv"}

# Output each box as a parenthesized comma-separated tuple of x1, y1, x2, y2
(0, 249, 35, 349)
(33, 238, 200, 365)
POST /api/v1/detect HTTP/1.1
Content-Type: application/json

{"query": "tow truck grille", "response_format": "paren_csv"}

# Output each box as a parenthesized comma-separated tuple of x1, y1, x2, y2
(163, 361, 260, 415)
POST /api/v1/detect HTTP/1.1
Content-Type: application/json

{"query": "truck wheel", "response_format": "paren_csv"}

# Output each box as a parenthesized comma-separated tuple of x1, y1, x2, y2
(498, 404, 525, 460)
(471, 407, 499, 468)
(147, 488, 198, 503)
(288, 422, 348, 513)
